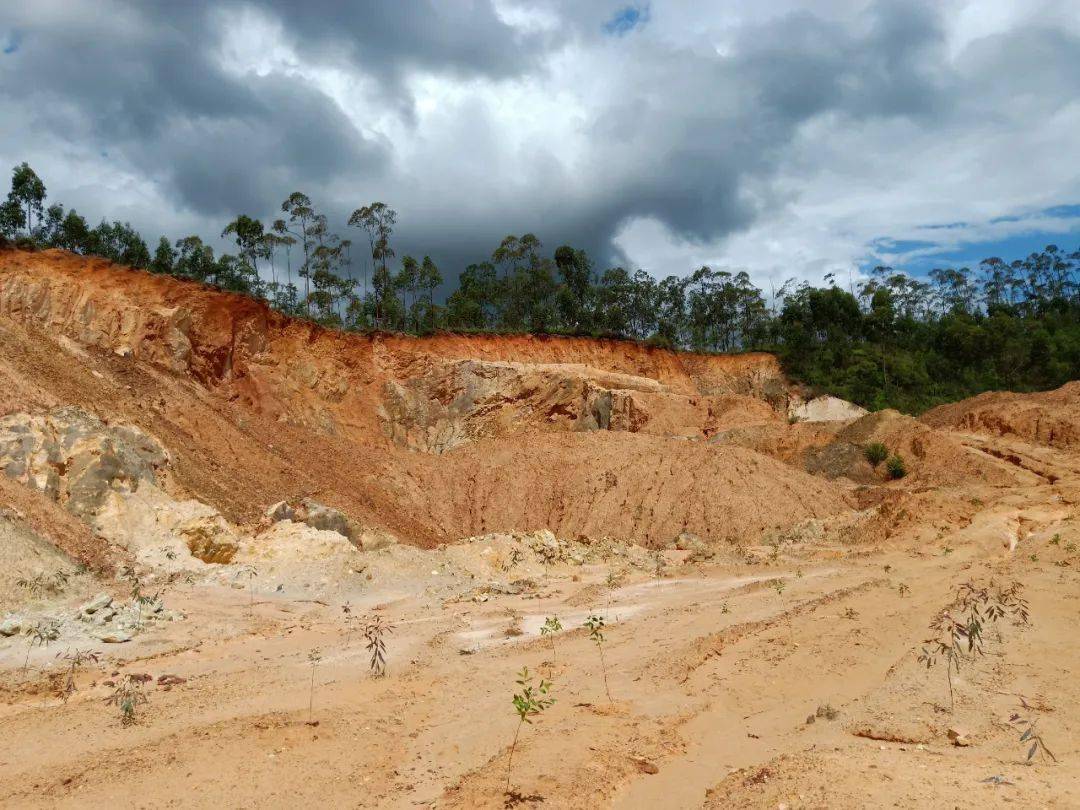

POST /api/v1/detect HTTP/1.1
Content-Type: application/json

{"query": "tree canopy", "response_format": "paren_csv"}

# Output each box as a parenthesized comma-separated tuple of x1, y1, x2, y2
(3, 162, 1077, 413)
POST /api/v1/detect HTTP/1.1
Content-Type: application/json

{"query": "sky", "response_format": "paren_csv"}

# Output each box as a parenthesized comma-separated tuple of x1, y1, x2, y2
(1, 0, 1078, 292)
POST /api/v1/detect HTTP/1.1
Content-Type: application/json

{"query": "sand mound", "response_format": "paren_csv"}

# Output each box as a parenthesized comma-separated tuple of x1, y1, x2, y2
(921, 380, 1080, 450)
(709, 421, 843, 466)
(412, 432, 852, 547)
(789, 394, 867, 422)
(0, 501, 91, 612)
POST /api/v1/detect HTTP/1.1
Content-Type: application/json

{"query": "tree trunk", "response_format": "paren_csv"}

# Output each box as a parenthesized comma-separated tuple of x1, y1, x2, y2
(506, 719, 523, 793)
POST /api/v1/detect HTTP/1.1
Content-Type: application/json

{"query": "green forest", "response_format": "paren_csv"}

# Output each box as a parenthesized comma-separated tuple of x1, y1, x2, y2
(2, 162, 1077, 414)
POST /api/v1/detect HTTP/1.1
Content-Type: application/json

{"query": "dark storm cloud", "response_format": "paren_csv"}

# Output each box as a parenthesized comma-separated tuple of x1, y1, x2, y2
(0, 1, 1077, 280)
(255, 0, 545, 79)
(0, 3, 387, 218)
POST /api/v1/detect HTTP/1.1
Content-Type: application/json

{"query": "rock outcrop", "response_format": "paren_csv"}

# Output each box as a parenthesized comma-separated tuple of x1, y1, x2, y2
(0, 407, 167, 519)
(379, 357, 782, 453)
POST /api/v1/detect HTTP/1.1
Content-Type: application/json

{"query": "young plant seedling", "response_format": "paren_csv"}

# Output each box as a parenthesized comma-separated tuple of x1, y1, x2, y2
(306, 648, 322, 724)
(653, 550, 667, 586)
(772, 579, 786, 597)
(918, 580, 1029, 711)
(583, 614, 612, 702)
(57, 648, 100, 703)
(123, 565, 159, 628)
(23, 619, 60, 673)
(540, 615, 562, 667)
(341, 601, 357, 643)
(917, 611, 971, 711)
(235, 563, 258, 609)
(605, 569, 626, 589)
(105, 673, 148, 726)
(506, 666, 554, 793)
(898, 583, 911, 598)
(134, 590, 159, 628)
(1010, 713, 1057, 764)
(363, 615, 392, 678)
(17, 570, 70, 598)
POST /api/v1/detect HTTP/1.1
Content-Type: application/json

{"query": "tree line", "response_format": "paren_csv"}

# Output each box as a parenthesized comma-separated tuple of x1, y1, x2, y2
(2, 162, 1077, 412)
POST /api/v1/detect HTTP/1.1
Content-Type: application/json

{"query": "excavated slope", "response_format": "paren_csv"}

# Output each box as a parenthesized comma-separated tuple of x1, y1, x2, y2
(0, 248, 851, 548)
(921, 381, 1080, 451)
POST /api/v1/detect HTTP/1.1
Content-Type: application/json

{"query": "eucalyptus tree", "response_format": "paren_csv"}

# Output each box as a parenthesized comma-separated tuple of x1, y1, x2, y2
(347, 202, 397, 327)
(419, 255, 442, 332)
(8, 162, 46, 236)
(221, 214, 266, 278)
(280, 193, 317, 315)
(398, 255, 419, 331)
(150, 236, 176, 275)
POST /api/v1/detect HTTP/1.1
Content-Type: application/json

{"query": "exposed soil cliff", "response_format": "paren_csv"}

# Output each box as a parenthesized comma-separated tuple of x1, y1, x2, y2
(0, 248, 839, 548)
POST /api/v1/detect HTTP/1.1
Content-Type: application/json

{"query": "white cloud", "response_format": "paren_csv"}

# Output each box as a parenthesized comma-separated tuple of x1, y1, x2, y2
(1, 0, 1078, 284)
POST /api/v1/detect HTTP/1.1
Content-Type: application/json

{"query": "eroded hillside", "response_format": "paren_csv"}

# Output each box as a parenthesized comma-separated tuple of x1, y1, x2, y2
(0, 248, 842, 550)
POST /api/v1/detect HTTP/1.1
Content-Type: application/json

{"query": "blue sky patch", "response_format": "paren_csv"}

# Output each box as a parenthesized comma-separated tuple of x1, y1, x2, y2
(3, 30, 21, 55)
(862, 204, 1080, 277)
(604, 5, 649, 36)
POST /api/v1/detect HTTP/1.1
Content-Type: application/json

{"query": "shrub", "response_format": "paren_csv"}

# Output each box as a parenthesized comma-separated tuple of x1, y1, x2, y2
(885, 454, 907, 479)
(863, 442, 888, 466)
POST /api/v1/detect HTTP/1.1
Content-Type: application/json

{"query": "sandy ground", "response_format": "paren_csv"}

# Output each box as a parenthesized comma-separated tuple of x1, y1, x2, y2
(2, 431, 1078, 809)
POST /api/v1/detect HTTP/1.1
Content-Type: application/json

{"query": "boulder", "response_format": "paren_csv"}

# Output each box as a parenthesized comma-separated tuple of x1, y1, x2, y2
(79, 592, 113, 615)
(0, 616, 22, 637)
(297, 499, 361, 546)
(265, 500, 296, 522)
(674, 531, 706, 552)
(947, 727, 972, 747)
(96, 629, 133, 643)
(91, 607, 117, 625)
